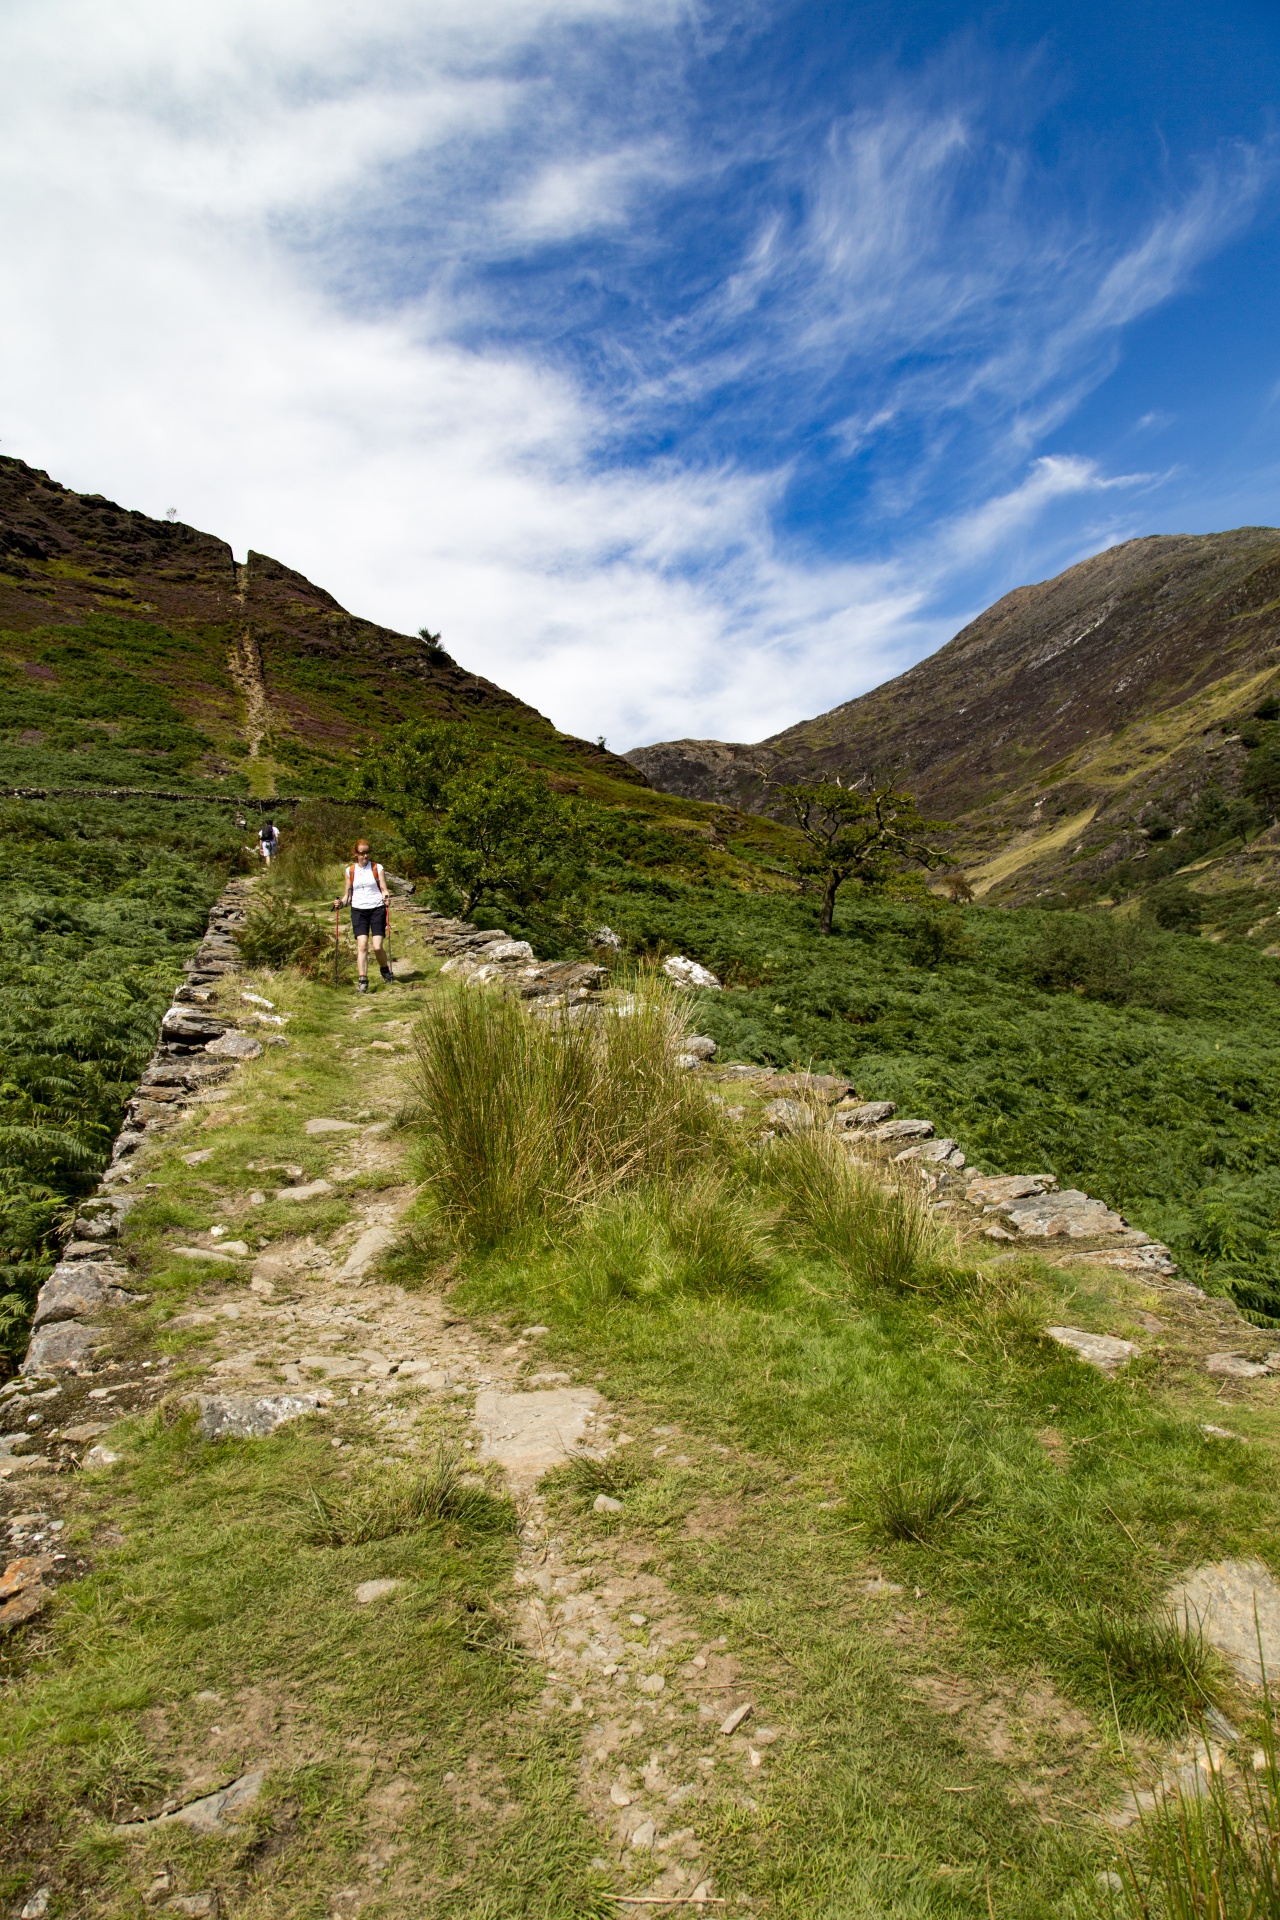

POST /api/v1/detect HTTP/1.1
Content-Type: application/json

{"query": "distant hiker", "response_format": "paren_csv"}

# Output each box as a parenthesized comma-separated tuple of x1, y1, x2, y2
(336, 842, 393, 993)
(258, 820, 280, 865)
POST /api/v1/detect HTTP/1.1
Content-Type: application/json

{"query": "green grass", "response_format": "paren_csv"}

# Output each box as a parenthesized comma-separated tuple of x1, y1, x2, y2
(577, 879, 1280, 1319)
(7, 929, 1280, 1918)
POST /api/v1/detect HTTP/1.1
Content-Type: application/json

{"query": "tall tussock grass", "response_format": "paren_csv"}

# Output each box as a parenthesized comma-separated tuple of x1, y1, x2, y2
(1107, 1696, 1280, 1920)
(412, 977, 728, 1245)
(765, 1128, 947, 1293)
(412, 976, 956, 1306)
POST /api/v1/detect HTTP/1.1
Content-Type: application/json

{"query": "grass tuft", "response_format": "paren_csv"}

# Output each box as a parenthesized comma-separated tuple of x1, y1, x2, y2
(873, 1447, 984, 1544)
(300, 1447, 515, 1546)
(766, 1129, 950, 1293)
(1097, 1609, 1226, 1734)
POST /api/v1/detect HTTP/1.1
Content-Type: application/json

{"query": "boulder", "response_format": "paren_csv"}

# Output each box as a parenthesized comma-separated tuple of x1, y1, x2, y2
(591, 926, 623, 950)
(763, 1099, 814, 1132)
(31, 1261, 142, 1329)
(662, 955, 722, 990)
(682, 1035, 718, 1061)
(476, 939, 535, 963)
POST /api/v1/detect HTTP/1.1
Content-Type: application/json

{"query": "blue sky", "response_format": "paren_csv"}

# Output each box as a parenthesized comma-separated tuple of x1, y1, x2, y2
(1, 0, 1277, 746)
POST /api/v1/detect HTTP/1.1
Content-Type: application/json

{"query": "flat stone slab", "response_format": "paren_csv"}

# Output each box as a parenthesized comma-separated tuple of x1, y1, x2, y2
(275, 1180, 332, 1203)
(304, 1118, 359, 1134)
(338, 1224, 397, 1280)
(115, 1769, 264, 1836)
(205, 1031, 262, 1060)
(757, 1072, 854, 1102)
(835, 1101, 896, 1129)
(23, 1321, 104, 1373)
(894, 1138, 963, 1165)
(867, 1118, 934, 1143)
(1045, 1327, 1140, 1372)
(474, 1387, 604, 1486)
(965, 1173, 1056, 1206)
(196, 1393, 324, 1440)
(1205, 1352, 1278, 1379)
(1167, 1559, 1280, 1686)
(1004, 1190, 1125, 1237)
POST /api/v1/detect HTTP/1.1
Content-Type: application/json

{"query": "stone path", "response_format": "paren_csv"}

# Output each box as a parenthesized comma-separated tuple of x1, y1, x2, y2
(5, 884, 1280, 1901)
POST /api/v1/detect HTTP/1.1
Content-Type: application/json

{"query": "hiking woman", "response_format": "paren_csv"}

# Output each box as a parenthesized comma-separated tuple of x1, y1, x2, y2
(336, 842, 393, 993)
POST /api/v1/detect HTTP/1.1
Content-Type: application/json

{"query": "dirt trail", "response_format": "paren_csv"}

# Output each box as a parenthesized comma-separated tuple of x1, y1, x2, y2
(227, 561, 271, 762)
(186, 1054, 757, 1908)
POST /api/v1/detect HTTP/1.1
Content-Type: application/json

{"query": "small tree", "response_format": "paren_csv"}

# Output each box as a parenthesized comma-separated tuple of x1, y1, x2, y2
(772, 777, 944, 934)
(432, 758, 587, 916)
(349, 721, 586, 916)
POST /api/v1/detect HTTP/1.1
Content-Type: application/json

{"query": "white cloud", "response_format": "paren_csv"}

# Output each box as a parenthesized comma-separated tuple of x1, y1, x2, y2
(0, 0, 1271, 756)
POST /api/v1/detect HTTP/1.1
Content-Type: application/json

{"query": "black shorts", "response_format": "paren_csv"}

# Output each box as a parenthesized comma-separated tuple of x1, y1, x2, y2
(350, 905, 386, 937)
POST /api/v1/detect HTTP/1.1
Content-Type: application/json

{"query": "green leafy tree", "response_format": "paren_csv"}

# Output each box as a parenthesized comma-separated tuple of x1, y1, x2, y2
(351, 721, 586, 916)
(1243, 740, 1280, 825)
(771, 777, 944, 934)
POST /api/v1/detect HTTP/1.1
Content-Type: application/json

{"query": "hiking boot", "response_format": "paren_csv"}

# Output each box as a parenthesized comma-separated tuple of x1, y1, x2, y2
(379, 966, 394, 984)
(357, 978, 368, 993)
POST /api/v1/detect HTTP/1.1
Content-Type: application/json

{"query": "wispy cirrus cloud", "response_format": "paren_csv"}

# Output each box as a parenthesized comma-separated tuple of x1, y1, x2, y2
(0, 0, 1274, 752)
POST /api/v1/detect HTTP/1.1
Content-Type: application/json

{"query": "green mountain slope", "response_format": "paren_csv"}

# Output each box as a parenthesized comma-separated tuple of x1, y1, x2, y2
(626, 528, 1280, 905)
(0, 455, 644, 799)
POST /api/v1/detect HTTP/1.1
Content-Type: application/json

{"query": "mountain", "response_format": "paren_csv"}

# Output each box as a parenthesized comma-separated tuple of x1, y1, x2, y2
(0, 455, 645, 798)
(626, 529, 1280, 901)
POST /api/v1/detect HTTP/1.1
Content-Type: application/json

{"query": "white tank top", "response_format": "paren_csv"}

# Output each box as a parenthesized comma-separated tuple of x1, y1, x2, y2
(349, 861, 384, 908)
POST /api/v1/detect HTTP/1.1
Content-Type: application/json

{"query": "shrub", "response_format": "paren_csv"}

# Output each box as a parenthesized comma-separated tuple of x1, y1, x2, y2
(235, 899, 337, 976)
(1144, 881, 1205, 934)
(1027, 913, 1181, 1008)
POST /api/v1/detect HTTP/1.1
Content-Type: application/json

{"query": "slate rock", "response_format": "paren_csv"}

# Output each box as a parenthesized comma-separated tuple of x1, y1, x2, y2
(835, 1100, 896, 1130)
(161, 1007, 227, 1042)
(894, 1138, 963, 1165)
(205, 1031, 262, 1060)
(965, 1173, 1057, 1207)
(275, 1180, 332, 1202)
(304, 1117, 359, 1134)
(22, 1321, 104, 1373)
(1045, 1327, 1140, 1372)
(1205, 1352, 1276, 1380)
(762, 1099, 814, 1132)
(760, 1071, 854, 1103)
(116, 1769, 264, 1835)
(196, 1393, 323, 1440)
(1004, 1191, 1125, 1237)
(867, 1118, 934, 1143)
(32, 1260, 141, 1329)
(1167, 1558, 1280, 1686)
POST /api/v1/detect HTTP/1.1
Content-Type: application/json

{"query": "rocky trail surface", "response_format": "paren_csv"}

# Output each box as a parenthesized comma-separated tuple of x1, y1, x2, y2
(5, 885, 1280, 1917)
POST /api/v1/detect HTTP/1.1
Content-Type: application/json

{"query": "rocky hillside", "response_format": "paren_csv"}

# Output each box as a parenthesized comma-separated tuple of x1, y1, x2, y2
(627, 529, 1280, 901)
(0, 456, 645, 799)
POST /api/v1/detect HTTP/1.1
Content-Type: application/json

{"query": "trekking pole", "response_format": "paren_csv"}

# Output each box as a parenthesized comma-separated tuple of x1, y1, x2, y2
(333, 898, 340, 987)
